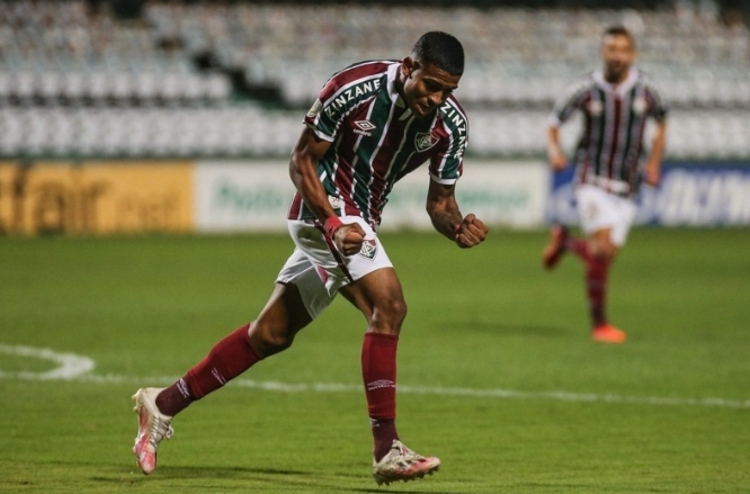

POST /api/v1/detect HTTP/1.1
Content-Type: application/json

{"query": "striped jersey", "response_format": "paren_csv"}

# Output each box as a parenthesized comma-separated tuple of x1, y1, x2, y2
(288, 60, 469, 229)
(550, 68, 668, 194)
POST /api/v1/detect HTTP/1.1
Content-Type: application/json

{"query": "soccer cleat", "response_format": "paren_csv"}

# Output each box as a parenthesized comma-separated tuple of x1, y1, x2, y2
(592, 324, 627, 344)
(132, 387, 174, 475)
(372, 440, 440, 486)
(542, 225, 569, 269)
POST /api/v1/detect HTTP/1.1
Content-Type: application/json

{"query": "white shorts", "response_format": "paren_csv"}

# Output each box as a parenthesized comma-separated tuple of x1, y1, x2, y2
(275, 216, 393, 319)
(574, 184, 637, 247)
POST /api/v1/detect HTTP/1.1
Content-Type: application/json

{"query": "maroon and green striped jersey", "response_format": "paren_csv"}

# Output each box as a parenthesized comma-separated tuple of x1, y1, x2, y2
(550, 68, 668, 193)
(288, 60, 469, 229)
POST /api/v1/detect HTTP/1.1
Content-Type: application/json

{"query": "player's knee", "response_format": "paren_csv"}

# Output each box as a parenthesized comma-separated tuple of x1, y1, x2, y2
(372, 296, 407, 334)
(589, 238, 617, 261)
(249, 321, 295, 356)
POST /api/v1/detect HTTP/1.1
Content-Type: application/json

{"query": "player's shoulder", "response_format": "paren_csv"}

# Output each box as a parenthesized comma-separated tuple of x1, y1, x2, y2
(634, 68, 662, 90)
(561, 71, 597, 96)
(326, 59, 395, 88)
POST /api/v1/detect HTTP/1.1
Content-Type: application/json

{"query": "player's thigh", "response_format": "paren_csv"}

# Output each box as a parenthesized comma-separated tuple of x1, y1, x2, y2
(609, 196, 637, 247)
(275, 247, 336, 321)
(576, 185, 636, 248)
(575, 185, 619, 237)
(339, 266, 406, 327)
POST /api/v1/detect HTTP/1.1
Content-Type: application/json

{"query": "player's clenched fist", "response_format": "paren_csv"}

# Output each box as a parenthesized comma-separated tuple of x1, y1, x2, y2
(335, 224, 366, 256)
(324, 216, 366, 256)
(454, 214, 488, 248)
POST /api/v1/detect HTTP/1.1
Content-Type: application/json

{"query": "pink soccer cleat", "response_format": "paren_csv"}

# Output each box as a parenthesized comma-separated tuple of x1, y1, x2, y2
(132, 387, 174, 474)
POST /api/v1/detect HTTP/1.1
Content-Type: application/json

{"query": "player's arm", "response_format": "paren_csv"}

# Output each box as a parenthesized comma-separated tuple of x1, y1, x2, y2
(547, 124, 568, 171)
(644, 120, 667, 187)
(289, 126, 365, 255)
(425, 180, 488, 249)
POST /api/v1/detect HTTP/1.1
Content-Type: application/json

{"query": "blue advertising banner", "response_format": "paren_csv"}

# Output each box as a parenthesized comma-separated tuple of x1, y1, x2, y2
(546, 163, 750, 227)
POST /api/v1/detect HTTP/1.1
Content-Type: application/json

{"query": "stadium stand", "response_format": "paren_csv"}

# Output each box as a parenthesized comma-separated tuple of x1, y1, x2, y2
(1, 0, 748, 159)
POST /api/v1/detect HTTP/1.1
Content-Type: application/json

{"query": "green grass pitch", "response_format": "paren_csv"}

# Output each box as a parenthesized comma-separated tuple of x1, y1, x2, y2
(1, 228, 748, 493)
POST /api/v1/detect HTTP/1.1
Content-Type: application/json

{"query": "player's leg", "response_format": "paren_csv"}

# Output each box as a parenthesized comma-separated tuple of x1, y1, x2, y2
(542, 224, 569, 269)
(160, 281, 314, 414)
(567, 186, 631, 342)
(339, 267, 406, 457)
(585, 227, 625, 343)
(290, 215, 438, 483)
(339, 269, 440, 485)
(132, 282, 314, 474)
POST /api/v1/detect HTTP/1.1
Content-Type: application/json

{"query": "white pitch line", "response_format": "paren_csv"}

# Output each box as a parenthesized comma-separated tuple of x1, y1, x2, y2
(1, 344, 749, 410)
(0, 344, 95, 380)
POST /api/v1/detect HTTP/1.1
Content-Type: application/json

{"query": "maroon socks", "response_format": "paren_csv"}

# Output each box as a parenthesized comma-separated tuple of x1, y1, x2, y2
(585, 256, 610, 328)
(156, 324, 261, 416)
(362, 332, 399, 461)
(565, 237, 610, 328)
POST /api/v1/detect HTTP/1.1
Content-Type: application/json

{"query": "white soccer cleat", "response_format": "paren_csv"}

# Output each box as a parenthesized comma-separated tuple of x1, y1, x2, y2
(132, 387, 174, 475)
(372, 439, 440, 486)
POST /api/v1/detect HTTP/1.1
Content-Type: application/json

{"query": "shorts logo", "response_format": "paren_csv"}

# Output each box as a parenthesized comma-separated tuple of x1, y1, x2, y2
(353, 120, 376, 136)
(415, 132, 438, 152)
(358, 239, 378, 260)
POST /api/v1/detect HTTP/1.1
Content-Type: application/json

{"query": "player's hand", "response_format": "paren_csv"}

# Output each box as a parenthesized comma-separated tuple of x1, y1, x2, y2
(454, 214, 488, 248)
(644, 165, 661, 187)
(333, 223, 366, 256)
(549, 149, 568, 171)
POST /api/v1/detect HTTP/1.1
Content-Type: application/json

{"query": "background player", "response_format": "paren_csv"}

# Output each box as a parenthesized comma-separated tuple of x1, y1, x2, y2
(543, 25, 668, 343)
(131, 31, 488, 485)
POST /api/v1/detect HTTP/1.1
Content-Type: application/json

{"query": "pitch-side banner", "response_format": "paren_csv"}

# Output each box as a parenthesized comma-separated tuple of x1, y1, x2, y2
(195, 160, 549, 232)
(547, 163, 750, 226)
(0, 161, 193, 235)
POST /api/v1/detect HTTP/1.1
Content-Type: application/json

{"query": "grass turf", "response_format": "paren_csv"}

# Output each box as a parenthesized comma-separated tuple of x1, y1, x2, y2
(1, 228, 748, 493)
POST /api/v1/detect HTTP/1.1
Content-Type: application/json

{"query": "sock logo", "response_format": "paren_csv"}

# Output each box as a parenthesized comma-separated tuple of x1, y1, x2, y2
(211, 368, 227, 386)
(177, 378, 191, 399)
(367, 379, 395, 391)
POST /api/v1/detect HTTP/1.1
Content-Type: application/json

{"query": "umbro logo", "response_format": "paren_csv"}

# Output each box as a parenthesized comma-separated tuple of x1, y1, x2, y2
(367, 379, 395, 391)
(353, 120, 376, 136)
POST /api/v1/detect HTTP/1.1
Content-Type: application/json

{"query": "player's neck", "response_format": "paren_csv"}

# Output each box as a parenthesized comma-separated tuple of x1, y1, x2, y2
(604, 68, 630, 86)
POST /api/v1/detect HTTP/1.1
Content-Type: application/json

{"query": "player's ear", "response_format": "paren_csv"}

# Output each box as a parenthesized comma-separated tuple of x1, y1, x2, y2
(402, 56, 416, 77)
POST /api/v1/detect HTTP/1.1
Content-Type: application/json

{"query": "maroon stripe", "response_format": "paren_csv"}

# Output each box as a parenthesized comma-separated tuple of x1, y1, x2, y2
(287, 193, 303, 220)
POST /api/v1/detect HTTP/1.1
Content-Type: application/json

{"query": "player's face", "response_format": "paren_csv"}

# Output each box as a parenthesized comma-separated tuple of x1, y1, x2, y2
(400, 57, 460, 118)
(601, 34, 636, 84)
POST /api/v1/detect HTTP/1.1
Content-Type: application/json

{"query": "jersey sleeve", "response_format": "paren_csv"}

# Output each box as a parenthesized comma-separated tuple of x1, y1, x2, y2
(303, 79, 344, 143)
(303, 63, 386, 143)
(429, 103, 468, 185)
(644, 82, 669, 122)
(549, 79, 590, 127)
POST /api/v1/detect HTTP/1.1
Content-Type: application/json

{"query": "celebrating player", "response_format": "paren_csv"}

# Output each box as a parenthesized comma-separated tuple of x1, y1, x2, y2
(543, 25, 668, 343)
(131, 31, 487, 485)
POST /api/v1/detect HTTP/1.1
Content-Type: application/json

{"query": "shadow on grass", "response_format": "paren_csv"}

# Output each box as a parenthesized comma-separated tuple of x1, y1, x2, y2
(438, 320, 569, 338)
(92, 464, 460, 493)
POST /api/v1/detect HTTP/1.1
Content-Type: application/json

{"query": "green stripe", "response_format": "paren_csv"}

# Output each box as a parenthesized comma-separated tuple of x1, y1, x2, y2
(351, 85, 393, 217)
(619, 86, 638, 181)
(593, 88, 608, 174)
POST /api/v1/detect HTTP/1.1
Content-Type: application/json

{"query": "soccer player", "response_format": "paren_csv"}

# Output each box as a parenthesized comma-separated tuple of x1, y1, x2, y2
(131, 31, 488, 485)
(543, 25, 668, 344)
